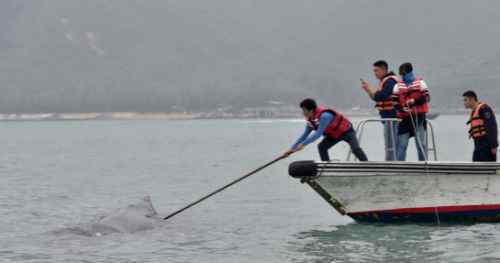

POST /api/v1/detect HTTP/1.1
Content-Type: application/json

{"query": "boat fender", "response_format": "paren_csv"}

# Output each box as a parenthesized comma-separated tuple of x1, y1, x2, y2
(288, 161, 317, 178)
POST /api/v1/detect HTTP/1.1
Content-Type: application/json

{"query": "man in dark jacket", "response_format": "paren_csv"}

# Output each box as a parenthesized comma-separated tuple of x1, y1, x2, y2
(361, 60, 399, 160)
(463, 90, 498, 162)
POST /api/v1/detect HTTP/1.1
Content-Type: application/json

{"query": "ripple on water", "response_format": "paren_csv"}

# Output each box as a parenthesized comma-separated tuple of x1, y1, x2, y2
(289, 223, 500, 263)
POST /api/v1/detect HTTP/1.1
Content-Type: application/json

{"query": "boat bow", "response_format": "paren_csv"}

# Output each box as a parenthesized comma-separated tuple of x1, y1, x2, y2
(289, 161, 500, 224)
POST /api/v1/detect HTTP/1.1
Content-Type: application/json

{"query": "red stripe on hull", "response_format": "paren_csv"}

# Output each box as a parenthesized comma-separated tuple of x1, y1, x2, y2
(349, 204, 500, 215)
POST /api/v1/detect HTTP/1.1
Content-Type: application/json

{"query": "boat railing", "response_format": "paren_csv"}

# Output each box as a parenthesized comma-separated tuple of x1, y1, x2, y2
(346, 118, 438, 161)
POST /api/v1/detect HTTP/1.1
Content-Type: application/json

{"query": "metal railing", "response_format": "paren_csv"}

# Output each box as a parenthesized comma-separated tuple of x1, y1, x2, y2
(346, 118, 438, 161)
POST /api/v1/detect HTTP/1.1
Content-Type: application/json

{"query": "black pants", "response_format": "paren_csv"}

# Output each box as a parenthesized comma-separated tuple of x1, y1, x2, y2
(473, 148, 497, 162)
(318, 129, 368, 161)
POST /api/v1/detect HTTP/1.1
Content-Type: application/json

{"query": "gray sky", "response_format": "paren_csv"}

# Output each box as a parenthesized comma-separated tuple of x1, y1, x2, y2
(0, 0, 499, 113)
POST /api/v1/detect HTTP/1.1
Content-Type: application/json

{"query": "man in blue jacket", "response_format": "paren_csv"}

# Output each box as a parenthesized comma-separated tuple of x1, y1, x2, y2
(284, 98, 368, 161)
(361, 60, 399, 160)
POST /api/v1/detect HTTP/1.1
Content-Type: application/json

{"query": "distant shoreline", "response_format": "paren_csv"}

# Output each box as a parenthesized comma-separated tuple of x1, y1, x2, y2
(0, 110, 467, 121)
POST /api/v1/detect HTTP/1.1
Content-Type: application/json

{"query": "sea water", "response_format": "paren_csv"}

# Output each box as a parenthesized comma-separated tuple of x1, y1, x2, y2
(2, 116, 497, 263)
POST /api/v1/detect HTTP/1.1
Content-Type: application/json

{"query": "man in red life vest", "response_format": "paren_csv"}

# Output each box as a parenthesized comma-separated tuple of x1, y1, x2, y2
(463, 90, 498, 162)
(284, 98, 368, 161)
(361, 60, 399, 160)
(394, 63, 430, 161)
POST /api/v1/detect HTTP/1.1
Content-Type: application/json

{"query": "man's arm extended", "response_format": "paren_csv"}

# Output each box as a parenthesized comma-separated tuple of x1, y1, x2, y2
(300, 112, 334, 146)
(291, 126, 312, 150)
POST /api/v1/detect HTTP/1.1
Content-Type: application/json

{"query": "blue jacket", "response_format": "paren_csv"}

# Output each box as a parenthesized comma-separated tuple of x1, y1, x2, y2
(292, 112, 346, 149)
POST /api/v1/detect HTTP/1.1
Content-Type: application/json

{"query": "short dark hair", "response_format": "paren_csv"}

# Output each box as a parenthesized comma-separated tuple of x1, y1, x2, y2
(373, 60, 389, 71)
(399, 62, 413, 75)
(300, 98, 317, 111)
(463, 90, 478, 101)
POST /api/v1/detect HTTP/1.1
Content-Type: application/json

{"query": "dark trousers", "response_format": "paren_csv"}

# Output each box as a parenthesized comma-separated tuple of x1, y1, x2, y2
(473, 148, 497, 162)
(318, 129, 368, 161)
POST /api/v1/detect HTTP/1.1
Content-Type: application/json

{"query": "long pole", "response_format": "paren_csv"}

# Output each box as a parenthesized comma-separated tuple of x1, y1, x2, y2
(163, 155, 286, 220)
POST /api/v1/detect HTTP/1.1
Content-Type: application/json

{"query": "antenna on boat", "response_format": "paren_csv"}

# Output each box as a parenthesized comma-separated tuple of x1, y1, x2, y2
(163, 155, 286, 221)
(408, 112, 441, 225)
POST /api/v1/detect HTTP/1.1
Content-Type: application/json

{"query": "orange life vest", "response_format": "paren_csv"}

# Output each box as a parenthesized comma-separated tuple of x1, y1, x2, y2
(375, 75, 399, 111)
(396, 77, 429, 118)
(467, 103, 491, 139)
(307, 107, 351, 139)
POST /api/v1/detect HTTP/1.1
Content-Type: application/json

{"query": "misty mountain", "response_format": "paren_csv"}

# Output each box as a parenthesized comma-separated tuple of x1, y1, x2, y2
(0, 0, 499, 113)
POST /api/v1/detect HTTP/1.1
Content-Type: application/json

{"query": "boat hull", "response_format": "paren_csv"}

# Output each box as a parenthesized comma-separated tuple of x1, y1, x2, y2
(349, 205, 500, 223)
(289, 161, 500, 224)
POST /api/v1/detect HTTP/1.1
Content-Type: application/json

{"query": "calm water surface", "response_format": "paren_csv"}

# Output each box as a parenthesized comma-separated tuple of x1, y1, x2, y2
(1, 115, 497, 263)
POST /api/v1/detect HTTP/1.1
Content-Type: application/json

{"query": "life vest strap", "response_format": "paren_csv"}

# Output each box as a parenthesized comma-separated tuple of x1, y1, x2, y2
(376, 101, 394, 110)
(469, 126, 486, 133)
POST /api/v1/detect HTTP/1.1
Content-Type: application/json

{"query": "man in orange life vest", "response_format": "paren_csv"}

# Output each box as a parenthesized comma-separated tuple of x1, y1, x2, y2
(361, 60, 399, 160)
(284, 98, 368, 161)
(394, 62, 430, 161)
(463, 90, 498, 162)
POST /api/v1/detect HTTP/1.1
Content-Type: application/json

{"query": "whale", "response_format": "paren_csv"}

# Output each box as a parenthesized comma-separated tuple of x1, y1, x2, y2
(59, 196, 162, 236)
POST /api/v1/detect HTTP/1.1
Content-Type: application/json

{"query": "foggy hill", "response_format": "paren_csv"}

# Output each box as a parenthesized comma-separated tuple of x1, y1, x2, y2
(0, 0, 499, 113)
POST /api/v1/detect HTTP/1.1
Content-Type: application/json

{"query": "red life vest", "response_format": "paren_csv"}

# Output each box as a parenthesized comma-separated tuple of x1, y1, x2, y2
(467, 103, 492, 139)
(397, 77, 429, 118)
(375, 75, 399, 111)
(306, 107, 351, 139)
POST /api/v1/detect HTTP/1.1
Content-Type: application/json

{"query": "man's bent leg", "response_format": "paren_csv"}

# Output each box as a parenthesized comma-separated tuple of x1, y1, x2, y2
(343, 130, 368, 161)
(317, 137, 340, 161)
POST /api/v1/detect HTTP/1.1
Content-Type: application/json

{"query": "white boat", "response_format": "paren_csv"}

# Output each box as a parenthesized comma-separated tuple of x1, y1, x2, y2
(289, 118, 500, 224)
